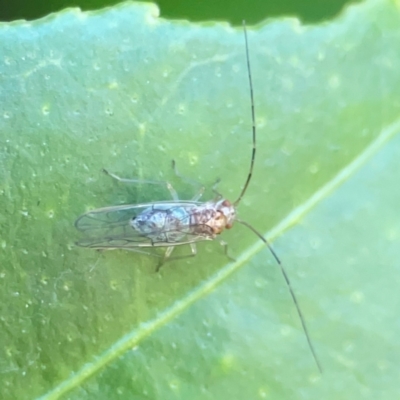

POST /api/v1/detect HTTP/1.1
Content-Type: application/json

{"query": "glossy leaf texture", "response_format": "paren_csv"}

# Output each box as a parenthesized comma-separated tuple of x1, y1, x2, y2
(1, 0, 400, 398)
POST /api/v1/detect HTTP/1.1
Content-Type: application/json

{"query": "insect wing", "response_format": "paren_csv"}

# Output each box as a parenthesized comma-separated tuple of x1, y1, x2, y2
(75, 201, 204, 249)
(75, 203, 150, 248)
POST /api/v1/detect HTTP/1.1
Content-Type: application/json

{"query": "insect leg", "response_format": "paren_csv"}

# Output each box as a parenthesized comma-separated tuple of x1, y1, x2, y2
(103, 168, 179, 200)
(123, 247, 163, 258)
(171, 160, 205, 200)
(219, 240, 236, 261)
(158, 245, 176, 271)
(212, 178, 223, 199)
(171, 160, 222, 201)
(156, 243, 197, 272)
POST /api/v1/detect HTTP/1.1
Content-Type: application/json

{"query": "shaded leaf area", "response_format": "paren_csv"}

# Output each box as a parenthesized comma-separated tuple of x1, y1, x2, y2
(0, 0, 399, 398)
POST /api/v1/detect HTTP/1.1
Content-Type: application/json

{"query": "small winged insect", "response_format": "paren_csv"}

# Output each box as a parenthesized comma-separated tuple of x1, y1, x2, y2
(75, 22, 322, 372)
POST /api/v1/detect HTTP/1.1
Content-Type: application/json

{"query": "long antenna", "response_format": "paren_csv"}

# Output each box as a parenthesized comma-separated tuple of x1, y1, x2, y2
(233, 21, 256, 207)
(238, 219, 322, 373)
(235, 23, 322, 373)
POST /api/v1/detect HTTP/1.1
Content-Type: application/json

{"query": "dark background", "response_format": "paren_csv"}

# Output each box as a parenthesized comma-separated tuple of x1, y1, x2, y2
(0, 0, 362, 24)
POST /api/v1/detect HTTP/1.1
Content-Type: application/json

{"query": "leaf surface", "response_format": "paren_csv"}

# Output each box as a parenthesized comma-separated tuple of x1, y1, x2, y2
(1, 0, 400, 398)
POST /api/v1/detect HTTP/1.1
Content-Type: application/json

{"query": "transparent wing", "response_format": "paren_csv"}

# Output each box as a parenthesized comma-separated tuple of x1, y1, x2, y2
(74, 201, 210, 249)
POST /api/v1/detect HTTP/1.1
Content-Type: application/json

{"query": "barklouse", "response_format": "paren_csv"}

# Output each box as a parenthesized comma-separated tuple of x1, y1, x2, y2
(75, 22, 322, 372)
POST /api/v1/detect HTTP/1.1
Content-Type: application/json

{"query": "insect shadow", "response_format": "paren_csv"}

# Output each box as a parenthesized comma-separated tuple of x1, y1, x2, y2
(75, 22, 322, 373)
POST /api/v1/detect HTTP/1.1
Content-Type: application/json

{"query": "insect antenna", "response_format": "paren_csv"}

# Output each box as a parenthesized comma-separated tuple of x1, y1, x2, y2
(233, 21, 256, 207)
(238, 21, 322, 373)
(237, 219, 322, 373)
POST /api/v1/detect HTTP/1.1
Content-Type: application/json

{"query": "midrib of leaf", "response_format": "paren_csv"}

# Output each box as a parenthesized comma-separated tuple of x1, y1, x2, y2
(37, 115, 400, 400)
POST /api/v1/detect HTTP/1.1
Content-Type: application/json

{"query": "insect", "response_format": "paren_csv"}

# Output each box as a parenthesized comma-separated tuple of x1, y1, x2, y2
(75, 22, 322, 372)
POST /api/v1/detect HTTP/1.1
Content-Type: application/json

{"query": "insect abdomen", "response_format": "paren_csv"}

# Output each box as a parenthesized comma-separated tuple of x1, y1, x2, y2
(130, 203, 218, 243)
(131, 204, 191, 243)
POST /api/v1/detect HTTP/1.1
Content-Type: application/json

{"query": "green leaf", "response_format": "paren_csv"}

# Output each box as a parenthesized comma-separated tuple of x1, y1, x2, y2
(1, 0, 400, 398)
